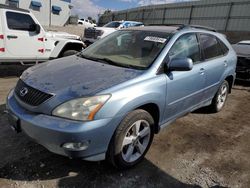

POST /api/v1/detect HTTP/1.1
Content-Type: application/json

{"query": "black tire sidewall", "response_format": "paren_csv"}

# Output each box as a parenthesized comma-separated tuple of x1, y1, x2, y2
(109, 109, 154, 169)
(62, 50, 78, 57)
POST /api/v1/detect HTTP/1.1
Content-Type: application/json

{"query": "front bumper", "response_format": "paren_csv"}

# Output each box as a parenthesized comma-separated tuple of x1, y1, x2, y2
(6, 89, 122, 161)
(82, 37, 98, 44)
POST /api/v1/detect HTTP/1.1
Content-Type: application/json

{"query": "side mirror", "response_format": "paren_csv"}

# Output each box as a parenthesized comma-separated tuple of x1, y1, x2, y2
(168, 58, 193, 71)
(29, 24, 41, 34)
(35, 24, 41, 34)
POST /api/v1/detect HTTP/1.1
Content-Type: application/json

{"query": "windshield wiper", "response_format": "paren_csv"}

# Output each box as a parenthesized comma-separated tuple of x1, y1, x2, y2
(97, 57, 144, 69)
(78, 54, 101, 62)
(79, 54, 145, 69)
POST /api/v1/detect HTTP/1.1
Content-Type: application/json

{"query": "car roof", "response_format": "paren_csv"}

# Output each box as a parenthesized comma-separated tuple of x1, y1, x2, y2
(123, 21, 143, 23)
(125, 26, 181, 33)
(125, 25, 218, 34)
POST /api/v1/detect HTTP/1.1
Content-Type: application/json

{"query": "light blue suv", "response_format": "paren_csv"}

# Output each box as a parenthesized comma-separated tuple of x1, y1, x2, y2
(6, 25, 237, 169)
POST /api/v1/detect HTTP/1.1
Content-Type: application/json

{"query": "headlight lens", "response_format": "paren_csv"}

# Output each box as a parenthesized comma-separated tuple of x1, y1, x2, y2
(52, 95, 111, 121)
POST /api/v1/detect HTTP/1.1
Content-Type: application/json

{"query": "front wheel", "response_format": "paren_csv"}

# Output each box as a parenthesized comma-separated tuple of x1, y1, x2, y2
(209, 80, 229, 112)
(107, 109, 154, 169)
(62, 50, 79, 57)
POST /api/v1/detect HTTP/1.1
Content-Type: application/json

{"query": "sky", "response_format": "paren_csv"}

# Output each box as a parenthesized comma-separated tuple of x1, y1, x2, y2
(71, 0, 193, 20)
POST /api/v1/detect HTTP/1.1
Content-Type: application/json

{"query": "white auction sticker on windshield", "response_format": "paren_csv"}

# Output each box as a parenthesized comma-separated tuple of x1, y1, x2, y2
(144, 36, 167, 43)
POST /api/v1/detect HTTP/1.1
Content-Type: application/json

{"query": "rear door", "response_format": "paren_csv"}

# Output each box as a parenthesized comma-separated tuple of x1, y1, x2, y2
(198, 33, 228, 100)
(4, 10, 44, 59)
(164, 33, 206, 121)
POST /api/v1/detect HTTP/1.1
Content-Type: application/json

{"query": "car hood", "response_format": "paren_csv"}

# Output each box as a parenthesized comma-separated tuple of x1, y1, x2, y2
(95, 27, 116, 32)
(21, 55, 143, 98)
(232, 44, 250, 57)
(46, 31, 81, 40)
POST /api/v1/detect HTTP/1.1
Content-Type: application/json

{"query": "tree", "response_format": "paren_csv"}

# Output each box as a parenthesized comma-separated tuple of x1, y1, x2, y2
(103, 9, 112, 15)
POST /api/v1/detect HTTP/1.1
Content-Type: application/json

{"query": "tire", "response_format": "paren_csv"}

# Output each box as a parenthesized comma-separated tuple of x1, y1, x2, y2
(107, 109, 154, 169)
(209, 80, 229, 112)
(62, 50, 79, 57)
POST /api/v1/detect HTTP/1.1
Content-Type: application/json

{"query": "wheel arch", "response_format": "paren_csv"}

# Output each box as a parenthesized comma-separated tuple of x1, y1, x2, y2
(135, 103, 161, 134)
(50, 40, 85, 58)
(225, 75, 234, 93)
(58, 42, 84, 58)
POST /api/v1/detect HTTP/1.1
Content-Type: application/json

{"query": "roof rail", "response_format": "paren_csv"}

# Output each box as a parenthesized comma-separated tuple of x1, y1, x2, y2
(186, 25, 217, 32)
(0, 4, 30, 13)
(148, 23, 217, 32)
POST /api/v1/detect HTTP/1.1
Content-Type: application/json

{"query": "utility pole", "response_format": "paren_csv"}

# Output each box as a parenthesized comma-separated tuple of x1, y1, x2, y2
(49, 0, 52, 26)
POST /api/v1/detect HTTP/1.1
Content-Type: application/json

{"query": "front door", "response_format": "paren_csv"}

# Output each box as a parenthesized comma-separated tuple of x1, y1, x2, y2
(163, 33, 206, 121)
(4, 10, 44, 59)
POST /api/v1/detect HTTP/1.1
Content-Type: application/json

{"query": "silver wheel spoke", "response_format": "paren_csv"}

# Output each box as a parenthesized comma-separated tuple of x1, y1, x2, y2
(222, 87, 227, 95)
(121, 119, 151, 163)
(133, 121, 141, 136)
(138, 127, 150, 138)
(136, 141, 146, 154)
(125, 145, 134, 161)
(122, 136, 134, 147)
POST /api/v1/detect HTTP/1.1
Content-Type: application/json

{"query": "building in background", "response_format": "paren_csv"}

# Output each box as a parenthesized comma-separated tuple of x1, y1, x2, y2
(0, 0, 72, 26)
(99, 0, 250, 32)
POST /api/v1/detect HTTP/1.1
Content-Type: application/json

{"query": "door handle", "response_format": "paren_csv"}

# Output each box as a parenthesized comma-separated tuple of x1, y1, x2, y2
(224, 60, 228, 67)
(199, 68, 205, 75)
(7, 35, 18, 39)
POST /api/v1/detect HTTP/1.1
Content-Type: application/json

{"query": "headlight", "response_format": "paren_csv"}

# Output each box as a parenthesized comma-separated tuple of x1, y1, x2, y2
(52, 95, 111, 121)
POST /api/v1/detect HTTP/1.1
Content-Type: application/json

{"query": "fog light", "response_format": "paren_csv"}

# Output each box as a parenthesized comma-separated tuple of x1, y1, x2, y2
(62, 141, 89, 151)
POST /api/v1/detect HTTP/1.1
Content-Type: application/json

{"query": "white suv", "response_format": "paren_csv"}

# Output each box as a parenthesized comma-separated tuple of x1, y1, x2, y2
(82, 21, 143, 45)
(0, 5, 85, 65)
(78, 19, 96, 28)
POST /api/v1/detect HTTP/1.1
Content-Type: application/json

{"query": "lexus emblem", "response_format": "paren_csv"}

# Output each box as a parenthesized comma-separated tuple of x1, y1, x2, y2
(20, 87, 28, 97)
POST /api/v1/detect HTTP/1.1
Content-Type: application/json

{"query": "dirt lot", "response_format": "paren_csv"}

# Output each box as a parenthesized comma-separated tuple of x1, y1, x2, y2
(0, 74, 249, 188)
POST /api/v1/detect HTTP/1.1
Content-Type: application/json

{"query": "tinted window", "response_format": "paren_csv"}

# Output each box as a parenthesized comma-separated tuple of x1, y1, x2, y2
(104, 21, 122, 28)
(6, 12, 36, 31)
(200, 34, 224, 60)
(133, 23, 143, 27)
(123, 22, 131, 28)
(238, 42, 250, 46)
(169, 33, 201, 63)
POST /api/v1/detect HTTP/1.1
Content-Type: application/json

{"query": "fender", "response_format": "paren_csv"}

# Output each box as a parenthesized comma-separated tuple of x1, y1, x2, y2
(50, 40, 84, 58)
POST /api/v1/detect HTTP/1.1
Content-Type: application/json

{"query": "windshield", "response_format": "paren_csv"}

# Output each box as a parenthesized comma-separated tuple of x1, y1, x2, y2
(80, 30, 170, 69)
(103, 21, 122, 28)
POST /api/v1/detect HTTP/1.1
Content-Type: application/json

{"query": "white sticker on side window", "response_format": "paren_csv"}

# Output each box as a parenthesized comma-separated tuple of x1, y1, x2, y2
(144, 36, 167, 43)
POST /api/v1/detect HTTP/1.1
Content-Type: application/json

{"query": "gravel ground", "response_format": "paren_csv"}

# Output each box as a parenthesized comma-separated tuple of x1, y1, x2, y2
(44, 25, 84, 37)
(0, 74, 249, 188)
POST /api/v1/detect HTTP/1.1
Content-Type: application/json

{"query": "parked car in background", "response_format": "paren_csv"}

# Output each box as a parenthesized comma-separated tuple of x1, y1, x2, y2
(82, 20, 144, 46)
(78, 19, 96, 28)
(6, 25, 236, 169)
(232, 41, 250, 81)
(0, 5, 84, 65)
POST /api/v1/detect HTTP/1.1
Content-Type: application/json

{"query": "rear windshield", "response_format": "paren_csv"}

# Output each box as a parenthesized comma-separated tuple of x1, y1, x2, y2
(103, 21, 122, 28)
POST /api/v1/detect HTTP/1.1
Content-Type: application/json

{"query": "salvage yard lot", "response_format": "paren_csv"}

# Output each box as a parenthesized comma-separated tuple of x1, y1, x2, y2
(0, 76, 249, 188)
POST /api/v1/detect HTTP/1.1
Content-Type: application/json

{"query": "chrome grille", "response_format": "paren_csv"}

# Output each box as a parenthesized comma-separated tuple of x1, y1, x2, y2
(15, 79, 53, 106)
(84, 28, 102, 39)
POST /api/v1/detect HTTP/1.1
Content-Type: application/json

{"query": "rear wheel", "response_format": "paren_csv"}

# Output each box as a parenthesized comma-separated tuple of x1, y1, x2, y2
(107, 109, 154, 169)
(209, 80, 229, 112)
